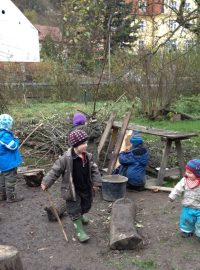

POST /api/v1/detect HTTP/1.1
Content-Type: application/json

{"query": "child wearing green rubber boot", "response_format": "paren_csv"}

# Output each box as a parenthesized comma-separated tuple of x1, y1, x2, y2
(41, 129, 102, 242)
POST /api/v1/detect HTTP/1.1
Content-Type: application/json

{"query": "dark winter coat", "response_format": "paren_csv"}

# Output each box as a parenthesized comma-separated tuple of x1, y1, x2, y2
(70, 121, 102, 163)
(42, 148, 102, 201)
(118, 146, 149, 186)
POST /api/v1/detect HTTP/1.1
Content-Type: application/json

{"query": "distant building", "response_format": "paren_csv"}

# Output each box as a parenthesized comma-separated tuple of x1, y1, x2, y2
(127, 0, 197, 51)
(34, 24, 62, 49)
(0, 0, 40, 62)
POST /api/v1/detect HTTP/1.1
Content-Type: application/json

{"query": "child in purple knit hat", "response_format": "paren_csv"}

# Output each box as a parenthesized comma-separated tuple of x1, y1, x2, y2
(169, 159, 200, 239)
(73, 113, 87, 126)
(70, 112, 102, 164)
(41, 129, 102, 243)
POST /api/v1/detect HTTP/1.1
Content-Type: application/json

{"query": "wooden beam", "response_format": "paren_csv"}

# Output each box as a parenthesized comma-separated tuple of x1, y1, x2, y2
(112, 121, 197, 139)
(145, 185, 173, 192)
(163, 167, 181, 177)
(107, 112, 132, 174)
(156, 139, 172, 185)
(175, 140, 185, 176)
(98, 112, 116, 157)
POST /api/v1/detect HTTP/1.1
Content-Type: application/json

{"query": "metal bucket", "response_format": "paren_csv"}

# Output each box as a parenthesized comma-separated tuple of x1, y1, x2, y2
(102, 175, 128, 202)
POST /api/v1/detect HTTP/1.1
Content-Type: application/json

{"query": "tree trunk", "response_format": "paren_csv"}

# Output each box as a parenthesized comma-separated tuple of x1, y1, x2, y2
(23, 169, 45, 187)
(44, 199, 67, 222)
(0, 245, 24, 270)
(110, 198, 142, 250)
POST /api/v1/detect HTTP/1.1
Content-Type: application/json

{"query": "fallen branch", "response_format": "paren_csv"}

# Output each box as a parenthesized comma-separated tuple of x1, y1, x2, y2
(46, 190, 68, 242)
(145, 185, 173, 192)
(19, 122, 43, 149)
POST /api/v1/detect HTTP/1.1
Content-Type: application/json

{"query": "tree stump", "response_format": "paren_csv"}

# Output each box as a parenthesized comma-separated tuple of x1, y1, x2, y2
(0, 245, 24, 270)
(44, 199, 67, 222)
(23, 169, 45, 187)
(110, 198, 142, 250)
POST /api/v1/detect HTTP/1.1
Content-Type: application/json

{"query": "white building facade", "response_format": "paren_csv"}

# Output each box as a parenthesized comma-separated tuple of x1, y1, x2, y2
(0, 0, 40, 62)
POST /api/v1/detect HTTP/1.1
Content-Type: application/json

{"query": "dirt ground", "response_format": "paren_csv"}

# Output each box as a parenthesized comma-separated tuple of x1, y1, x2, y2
(0, 176, 200, 270)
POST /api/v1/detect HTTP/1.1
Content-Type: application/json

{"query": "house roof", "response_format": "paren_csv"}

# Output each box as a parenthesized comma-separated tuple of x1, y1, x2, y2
(34, 24, 62, 42)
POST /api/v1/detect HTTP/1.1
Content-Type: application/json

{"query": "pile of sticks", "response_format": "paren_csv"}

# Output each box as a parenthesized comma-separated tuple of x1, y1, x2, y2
(16, 116, 71, 164)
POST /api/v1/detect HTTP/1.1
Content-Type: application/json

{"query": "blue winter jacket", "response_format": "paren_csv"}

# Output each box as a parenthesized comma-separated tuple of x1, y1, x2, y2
(0, 129, 22, 172)
(118, 146, 149, 186)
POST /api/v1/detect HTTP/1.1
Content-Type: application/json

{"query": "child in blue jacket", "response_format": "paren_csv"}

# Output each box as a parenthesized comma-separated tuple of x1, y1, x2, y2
(118, 131, 149, 191)
(0, 114, 23, 202)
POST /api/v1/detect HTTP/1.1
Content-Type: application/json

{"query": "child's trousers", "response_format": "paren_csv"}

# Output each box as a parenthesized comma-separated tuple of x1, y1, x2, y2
(0, 168, 18, 200)
(66, 190, 92, 221)
(180, 207, 200, 237)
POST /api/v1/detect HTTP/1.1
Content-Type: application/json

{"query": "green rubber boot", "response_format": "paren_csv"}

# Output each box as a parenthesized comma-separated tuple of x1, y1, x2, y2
(73, 217, 90, 243)
(82, 215, 89, 225)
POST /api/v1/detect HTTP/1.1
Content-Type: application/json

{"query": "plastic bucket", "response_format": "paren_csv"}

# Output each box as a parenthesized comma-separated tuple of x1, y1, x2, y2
(102, 175, 128, 202)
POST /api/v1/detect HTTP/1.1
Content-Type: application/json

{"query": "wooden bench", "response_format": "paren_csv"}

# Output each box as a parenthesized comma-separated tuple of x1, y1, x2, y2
(112, 122, 197, 185)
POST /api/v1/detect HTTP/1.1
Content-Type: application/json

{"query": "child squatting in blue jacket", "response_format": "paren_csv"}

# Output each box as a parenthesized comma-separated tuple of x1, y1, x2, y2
(0, 114, 23, 203)
(116, 131, 149, 191)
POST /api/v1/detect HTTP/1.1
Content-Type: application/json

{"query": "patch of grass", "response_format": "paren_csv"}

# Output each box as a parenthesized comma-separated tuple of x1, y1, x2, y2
(8, 100, 200, 146)
(131, 258, 157, 270)
(162, 177, 180, 188)
(105, 256, 157, 270)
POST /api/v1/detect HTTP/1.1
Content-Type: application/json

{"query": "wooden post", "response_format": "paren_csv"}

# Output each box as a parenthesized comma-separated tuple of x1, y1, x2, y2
(115, 130, 132, 168)
(110, 198, 142, 250)
(97, 112, 116, 157)
(156, 139, 172, 185)
(175, 139, 185, 176)
(0, 245, 24, 270)
(107, 112, 132, 174)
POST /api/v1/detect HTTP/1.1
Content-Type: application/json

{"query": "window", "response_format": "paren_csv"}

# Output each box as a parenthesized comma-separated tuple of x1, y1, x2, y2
(166, 39, 177, 51)
(139, 21, 145, 31)
(139, 40, 145, 49)
(184, 2, 191, 12)
(169, 20, 178, 31)
(169, 0, 177, 10)
(185, 40, 193, 49)
(138, 1, 147, 12)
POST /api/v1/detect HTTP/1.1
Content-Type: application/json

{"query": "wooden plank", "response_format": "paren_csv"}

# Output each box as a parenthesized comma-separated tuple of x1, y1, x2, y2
(163, 167, 181, 177)
(107, 112, 132, 174)
(145, 185, 173, 192)
(175, 140, 185, 176)
(113, 121, 197, 139)
(156, 139, 172, 185)
(98, 112, 116, 157)
(115, 130, 132, 168)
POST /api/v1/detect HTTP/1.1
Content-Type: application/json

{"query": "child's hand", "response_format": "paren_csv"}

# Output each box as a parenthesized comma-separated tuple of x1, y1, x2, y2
(165, 200, 175, 210)
(92, 186, 100, 197)
(41, 183, 48, 191)
(93, 186, 100, 192)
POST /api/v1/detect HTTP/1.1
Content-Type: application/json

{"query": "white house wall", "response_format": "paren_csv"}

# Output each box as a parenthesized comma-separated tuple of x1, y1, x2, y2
(0, 0, 40, 62)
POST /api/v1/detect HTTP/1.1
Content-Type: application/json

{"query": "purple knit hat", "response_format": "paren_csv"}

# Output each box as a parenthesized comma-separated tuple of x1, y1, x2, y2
(69, 129, 88, 148)
(186, 159, 200, 178)
(73, 113, 87, 126)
